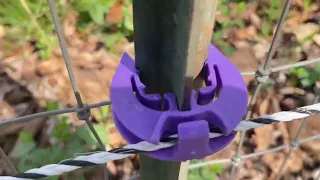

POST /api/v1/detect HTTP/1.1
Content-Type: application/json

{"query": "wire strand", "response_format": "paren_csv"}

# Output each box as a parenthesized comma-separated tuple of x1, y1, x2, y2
(2, 102, 320, 180)
(230, 0, 292, 178)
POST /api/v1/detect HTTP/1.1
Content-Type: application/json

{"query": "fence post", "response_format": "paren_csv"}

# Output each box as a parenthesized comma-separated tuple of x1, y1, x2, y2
(132, 0, 217, 179)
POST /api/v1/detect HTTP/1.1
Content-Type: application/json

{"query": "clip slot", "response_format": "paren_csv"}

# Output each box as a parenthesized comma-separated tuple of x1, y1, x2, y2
(110, 44, 248, 161)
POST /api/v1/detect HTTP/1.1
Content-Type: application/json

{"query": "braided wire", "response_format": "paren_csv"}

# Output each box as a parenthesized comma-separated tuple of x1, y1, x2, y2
(0, 0, 318, 179)
(1, 57, 320, 179)
(1, 103, 320, 180)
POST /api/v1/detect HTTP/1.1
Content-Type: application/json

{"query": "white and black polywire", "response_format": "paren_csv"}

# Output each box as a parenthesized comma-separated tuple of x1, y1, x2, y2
(1, 103, 320, 180)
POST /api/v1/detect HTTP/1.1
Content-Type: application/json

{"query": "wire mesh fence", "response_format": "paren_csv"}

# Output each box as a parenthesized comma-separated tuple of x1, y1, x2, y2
(0, 0, 319, 179)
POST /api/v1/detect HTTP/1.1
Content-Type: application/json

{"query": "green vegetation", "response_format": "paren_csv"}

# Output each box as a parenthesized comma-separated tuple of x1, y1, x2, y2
(211, 0, 247, 55)
(188, 160, 224, 180)
(0, 0, 133, 59)
(10, 101, 109, 179)
(259, 0, 283, 36)
(289, 63, 320, 88)
(3, 0, 318, 179)
(0, 0, 63, 59)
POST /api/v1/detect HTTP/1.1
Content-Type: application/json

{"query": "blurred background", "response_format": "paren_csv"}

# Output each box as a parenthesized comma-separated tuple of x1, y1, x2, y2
(0, 0, 320, 179)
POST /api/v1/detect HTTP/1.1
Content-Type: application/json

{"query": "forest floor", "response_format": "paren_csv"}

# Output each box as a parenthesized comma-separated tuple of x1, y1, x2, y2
(0, 0, 320, 179)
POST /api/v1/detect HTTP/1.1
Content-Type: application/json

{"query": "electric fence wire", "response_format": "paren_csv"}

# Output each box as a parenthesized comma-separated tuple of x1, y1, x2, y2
(1, 102, 320, 180)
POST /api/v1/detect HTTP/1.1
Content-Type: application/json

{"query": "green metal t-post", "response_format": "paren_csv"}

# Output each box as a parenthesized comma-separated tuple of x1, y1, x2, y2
(132, 0, 217, 179)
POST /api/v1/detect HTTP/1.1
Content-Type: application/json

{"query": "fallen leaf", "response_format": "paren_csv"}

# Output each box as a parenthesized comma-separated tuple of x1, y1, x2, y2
(106, 0, 124, 24)
(0, 76, 15, 101)
(215, 12, 231, 24)
(276, 72, 287, 85)
(291, 23, 320, 42)
(287, 115, 320, 156)
(249, 13, 261, 29)
(107, 161, 117, 176)
(82, 35, 100, 52)
(0, 71, 44, 136)
(292, 0, 304, 7)
(0, 101, 15, 120)
(302, 41, 314, 56)
(122, 158, 135, 178)
(26, 75, 62, 102)
(108, 127, 127, 148)
(279, 87, 306, 96)
(313, 34, 320, 47)
(123, 42, 135, 58)
(305, 43, 320, 60)
(253, 125, 274, 152)
(286, 150, 304, 173)
(74, 52, 101, 69)
(63, 11, 78, 37)
(232, 40, 250, 49)
(62, 12, 85, 50)
(259, 91, 272, 115)
(262, 152, 286, 178)
(235, 26, 257, 40)
(252, 38, 271, 60)
(21, 53, 37, 80)
(112, 36, 130, 55)
(229, 2, 257, 20)
(228, 48, 258, 84)
(3, 56, 25, 82)
(237, 161, 267, 180)
(76, 69, 112, 101)
(285, 10, 311, 29)
(75, 49, 115, 70)
(36, 54, 64, 75)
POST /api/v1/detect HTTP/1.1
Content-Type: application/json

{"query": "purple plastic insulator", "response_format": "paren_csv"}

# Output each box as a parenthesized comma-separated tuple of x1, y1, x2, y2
(110, 44, 248, 161)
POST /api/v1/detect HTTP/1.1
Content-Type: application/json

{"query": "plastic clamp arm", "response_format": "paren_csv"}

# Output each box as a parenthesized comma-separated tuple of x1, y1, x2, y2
(110, 44, 248, 161)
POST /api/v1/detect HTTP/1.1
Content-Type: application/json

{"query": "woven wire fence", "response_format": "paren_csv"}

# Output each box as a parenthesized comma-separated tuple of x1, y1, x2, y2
(0, 0, 320, 179)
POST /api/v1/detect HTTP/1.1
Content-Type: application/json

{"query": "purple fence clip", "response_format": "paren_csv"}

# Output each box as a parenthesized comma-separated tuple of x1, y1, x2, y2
(110, 44, 248, 161)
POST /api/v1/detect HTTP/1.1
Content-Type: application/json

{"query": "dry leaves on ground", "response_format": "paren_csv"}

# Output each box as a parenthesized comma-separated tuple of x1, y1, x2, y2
(105, 0, 124, 24)
(287, 115, 320, 157)
(0, 69, 45, 136)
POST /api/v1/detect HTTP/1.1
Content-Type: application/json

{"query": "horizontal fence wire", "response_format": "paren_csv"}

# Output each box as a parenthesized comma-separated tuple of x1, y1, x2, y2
(1, 57, 319, 128)
(241, 57, 320, 76)
(1, 57, 320, 178)
(0, 0, 319, 179)
(0, 100, 111, 128)
(188, 133, 320, 169)
(2, 102, 320, 179)
(231, 1, 293, 179)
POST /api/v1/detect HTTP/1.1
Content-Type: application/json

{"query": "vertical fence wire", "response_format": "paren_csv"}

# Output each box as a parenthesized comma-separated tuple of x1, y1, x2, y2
(229, 0, 292, 179)
(47, 0, 109, 179)
(275, 96, 319, 180)
(0, 101, 110, 176)
(0, 0, 319, 179)
(0, 146, 17, 174)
